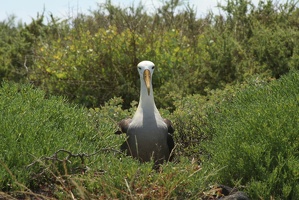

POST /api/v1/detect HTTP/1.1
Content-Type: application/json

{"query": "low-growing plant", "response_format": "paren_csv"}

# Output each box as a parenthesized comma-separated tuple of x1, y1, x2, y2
(0, 82, 218, 199)
(0, 82, 120, 191)
(203, 70, 299, 199)
(171, 82, 245, 161)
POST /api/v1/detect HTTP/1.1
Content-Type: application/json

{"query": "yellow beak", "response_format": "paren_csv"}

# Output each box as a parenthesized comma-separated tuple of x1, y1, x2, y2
(143, 69, 151, 95)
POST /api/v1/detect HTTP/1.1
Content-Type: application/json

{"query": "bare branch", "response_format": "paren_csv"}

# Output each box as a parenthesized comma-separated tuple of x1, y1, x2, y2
(26, 148, 124, 170)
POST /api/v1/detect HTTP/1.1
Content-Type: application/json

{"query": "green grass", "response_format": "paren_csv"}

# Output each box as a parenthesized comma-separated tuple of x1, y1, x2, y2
(1, 70, 298, 199)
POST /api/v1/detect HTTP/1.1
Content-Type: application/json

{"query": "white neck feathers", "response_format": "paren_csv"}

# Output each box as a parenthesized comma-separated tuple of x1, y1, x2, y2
(134, 78, 161, 120)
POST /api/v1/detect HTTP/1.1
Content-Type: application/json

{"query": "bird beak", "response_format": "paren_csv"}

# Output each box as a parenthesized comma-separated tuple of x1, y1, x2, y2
(143, 69, 151, 95)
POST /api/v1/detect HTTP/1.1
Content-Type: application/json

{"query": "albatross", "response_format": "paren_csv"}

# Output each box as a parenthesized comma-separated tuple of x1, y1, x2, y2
(115, 60, 175, 165)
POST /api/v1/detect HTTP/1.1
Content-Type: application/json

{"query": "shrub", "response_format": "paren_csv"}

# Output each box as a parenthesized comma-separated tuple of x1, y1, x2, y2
(204, 70, 299, 199)
(0, 82, 216, 199)
(0, 82, 119, 191)
(0, 17, 29, 82)
(2, 0, 299, 110)
(172, 84, 239, 160)
(248, 25, 299, 78)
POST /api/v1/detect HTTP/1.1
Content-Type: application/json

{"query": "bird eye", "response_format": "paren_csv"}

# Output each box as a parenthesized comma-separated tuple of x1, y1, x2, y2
(138, 67, 141, 70)
(152, 66, 155, 70)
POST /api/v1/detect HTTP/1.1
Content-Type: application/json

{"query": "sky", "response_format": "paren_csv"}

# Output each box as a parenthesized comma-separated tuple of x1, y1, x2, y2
(0, 0, 219, 24)
(0, 0, 288, 24)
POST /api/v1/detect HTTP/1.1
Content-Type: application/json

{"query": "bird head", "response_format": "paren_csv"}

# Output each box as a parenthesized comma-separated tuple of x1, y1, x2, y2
(137, 61, 155, 96)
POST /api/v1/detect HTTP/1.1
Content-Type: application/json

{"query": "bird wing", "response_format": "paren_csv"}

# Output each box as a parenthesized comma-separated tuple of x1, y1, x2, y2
(163, 118, 174, 134)
(164, 118, 175, 161)
(115, 118, 132, 134)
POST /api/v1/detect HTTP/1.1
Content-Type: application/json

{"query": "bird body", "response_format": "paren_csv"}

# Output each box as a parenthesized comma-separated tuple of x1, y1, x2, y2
(116, 61, 174, 164)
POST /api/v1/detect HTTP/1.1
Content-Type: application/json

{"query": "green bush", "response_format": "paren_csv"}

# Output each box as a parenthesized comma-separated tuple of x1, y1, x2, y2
(172, 84, 240, 160)
(1, 58, 298, 200)
(0, 82, 215, 199)
(2, 0, 299, 198)
(0, 82, 120, 191)
(0, 17, 29, 82)
(2, 0, 299, 109)
(248, 25, 299, 78)
(204, 71, 299, 199)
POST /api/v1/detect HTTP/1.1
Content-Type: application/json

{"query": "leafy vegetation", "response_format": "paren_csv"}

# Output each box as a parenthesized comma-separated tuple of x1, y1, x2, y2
(0, 82, 211, 199)
(203, 71, 299, 199)
(1, 0, 299, 108)
(167, 70, 299, 199)
(1, 0, 299, 199)
(1, 67, 298, 199)
(0, 82, 116, 190)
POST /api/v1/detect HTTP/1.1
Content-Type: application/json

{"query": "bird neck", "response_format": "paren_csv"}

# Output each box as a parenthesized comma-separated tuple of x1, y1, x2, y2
(138, 81, 159, 117)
